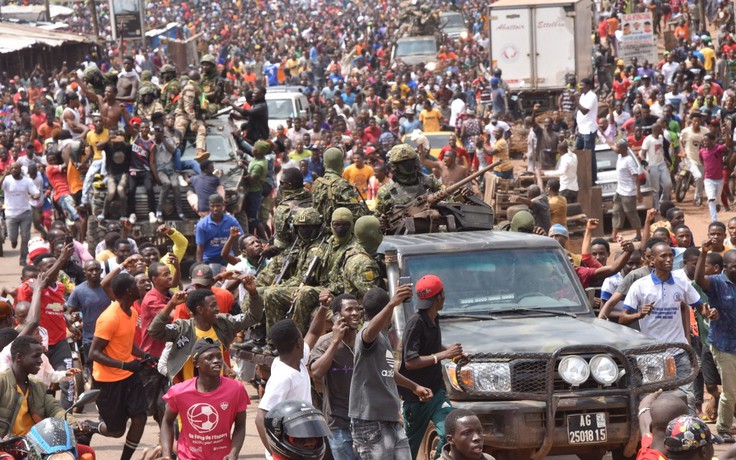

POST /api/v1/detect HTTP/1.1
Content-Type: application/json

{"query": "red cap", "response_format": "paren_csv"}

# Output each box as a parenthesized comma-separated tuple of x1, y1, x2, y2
(415, 274, 444, 309)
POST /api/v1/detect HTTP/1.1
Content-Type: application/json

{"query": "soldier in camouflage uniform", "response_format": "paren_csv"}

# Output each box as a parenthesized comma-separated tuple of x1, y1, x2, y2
(272, 168, 312, 252)
(200, 54, 225, 117)
(159, 64, 181, 113)
(256, 207, 327, 353)
(375, 143, 441, 222)
(312, 147, 369, 221)
(331, 213, 384, 298)
(135, 84, 164, 120)
(174, 71, 209, 159)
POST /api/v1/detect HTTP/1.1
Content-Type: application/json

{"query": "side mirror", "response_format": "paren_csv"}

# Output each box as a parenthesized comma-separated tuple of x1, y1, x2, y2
(66, 389, 101, 415)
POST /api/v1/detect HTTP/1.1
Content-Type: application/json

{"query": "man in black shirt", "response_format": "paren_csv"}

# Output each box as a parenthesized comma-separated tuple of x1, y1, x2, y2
(102, 136, 132, 219)
(399, 275, 464, 459)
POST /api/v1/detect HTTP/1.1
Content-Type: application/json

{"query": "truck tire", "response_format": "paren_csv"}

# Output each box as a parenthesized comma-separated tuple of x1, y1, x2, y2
(417, 422, 441, 460)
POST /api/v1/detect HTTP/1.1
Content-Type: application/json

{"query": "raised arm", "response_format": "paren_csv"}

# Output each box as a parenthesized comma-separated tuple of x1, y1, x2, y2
(695, 238, 715, 292)
(362, 284, 413, 345)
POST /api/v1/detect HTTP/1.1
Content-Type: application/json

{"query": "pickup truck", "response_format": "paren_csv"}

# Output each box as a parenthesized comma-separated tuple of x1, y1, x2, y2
(380, 231, 698, 460)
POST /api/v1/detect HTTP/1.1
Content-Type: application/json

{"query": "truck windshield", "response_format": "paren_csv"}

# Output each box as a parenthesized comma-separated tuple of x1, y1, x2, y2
(440, 13, 465, 28)
(182, 134, 231, 162)
(403, 249, 587, 313)
(395, 39, 437, 57)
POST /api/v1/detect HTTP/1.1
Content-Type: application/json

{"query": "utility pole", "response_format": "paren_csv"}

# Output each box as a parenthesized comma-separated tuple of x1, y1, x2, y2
(44, 0, 50, 22)
(89, 0, 100, 36)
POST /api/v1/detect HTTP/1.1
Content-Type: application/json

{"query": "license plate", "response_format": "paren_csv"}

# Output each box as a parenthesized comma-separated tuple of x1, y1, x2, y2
(601, 182, 617, 194)
(567, 413, 607, 444)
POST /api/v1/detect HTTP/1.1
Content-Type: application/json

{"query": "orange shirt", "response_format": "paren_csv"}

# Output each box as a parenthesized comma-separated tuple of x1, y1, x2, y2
(93, 301, 138, 383)
(67, 162, 83, 194)
(172, 286, 234, 320)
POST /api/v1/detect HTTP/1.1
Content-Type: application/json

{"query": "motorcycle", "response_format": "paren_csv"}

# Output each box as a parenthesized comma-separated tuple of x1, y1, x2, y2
(0, 390, 100, 460)
(674, 159, 693, 203)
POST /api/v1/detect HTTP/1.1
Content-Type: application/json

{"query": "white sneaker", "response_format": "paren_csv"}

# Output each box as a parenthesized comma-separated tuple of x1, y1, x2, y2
(148, 212, 157, 224)
(129, 213, 137, 224)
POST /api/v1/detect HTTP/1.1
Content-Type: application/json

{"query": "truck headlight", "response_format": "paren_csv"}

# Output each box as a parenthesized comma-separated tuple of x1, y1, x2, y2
(589, 354, 618, 385)
(636, 353, 676, 384)
(445, 362, 511, 392)
(460, 30, 469, 39)
(558, 355, 590, 385)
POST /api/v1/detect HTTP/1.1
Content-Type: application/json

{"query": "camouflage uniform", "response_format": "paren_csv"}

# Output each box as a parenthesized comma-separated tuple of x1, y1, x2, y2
(311, 170, 369, 221)
(174, 79, 207, 151)
(258, 208, 327, 335)
(201, 54, 224, 117)
(135, 85, 164, 120)
(273, 188, 312, 250)
(374, 143, 441, 219)
(335, 241, 383, 297)
(160, 71, 181, 113)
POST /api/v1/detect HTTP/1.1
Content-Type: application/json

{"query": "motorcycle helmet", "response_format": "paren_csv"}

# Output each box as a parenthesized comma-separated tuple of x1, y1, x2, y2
(25, 418, 77, 460)
(265, 400, 330, 460)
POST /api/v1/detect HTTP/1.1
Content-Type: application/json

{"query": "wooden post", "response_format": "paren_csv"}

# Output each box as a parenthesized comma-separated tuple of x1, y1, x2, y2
(575, 148, 604, 237)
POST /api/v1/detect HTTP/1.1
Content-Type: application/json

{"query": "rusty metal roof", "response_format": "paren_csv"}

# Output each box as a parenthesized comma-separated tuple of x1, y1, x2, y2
(0, 22, 98, 54)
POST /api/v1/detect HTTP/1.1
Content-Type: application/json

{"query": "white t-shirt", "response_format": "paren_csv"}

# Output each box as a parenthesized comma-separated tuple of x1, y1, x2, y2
(547, 151, 579, 191)
(576, 90, 599, 134)
(259, 343, 312, 412)
(661, 62, 680, 84)
(616, 154, 640, 196)
(623, 271, 701, 344)
(2, 176, 40, 218)
(601, 273, 624, 314)
(449, 98, 466, 127)
(613, 111, 632, 131)
(641, 134, 665, 166)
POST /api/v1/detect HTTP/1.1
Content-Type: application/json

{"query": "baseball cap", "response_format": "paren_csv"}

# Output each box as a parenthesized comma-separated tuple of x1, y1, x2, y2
(415, 274, 444, 310)
(191, 264, 215, 286)
(490, 77, 500, 86)
(510, 210, 535, 233)
(192, 337, 221, 363)
(28, 237, 50, 261)
(549, 224, 569, 239)
(664, 415, 723, 453)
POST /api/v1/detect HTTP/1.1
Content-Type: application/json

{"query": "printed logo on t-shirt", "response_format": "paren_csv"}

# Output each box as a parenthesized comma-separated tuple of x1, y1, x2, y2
(381, 350, 395, 378)
(187, 403, 220, 433)
(220, 402, 229, 410)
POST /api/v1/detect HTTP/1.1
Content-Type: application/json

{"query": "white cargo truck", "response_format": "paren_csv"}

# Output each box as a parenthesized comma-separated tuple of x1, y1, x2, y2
(489, 0, 593, 111)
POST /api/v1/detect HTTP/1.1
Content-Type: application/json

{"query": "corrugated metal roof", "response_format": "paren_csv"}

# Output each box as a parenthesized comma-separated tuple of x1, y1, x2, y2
(0, 22, 98, 54)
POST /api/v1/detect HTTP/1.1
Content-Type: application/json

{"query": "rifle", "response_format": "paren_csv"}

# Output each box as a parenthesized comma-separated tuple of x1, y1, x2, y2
(383, 160, 502, 233)
(272, 238, 299, 286)
(287, 236, 329, 316)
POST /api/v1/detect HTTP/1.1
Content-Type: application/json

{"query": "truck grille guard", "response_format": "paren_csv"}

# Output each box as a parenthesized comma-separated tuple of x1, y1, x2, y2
(450, 343, 699, 460)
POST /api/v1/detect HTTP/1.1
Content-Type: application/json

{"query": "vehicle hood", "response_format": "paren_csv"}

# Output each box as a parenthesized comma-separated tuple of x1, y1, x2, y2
(439, 315, 658, 353)
(396, 54, 437, 65)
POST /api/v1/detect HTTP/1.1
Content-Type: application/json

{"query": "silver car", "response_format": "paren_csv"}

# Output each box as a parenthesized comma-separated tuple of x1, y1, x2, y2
(595, 143, 654, 215)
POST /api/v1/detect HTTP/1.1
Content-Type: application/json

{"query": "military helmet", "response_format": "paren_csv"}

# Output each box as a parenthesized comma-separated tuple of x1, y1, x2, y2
(388, 144, 419, 163)
(201, 54, 217, 65)
(160, 64, 176, 75)
(138, 84, 156, 96)
(293, 207, 322, 226)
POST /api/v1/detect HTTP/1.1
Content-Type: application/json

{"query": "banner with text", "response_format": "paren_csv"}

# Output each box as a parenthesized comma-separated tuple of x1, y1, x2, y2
(618, 13, 658, 64)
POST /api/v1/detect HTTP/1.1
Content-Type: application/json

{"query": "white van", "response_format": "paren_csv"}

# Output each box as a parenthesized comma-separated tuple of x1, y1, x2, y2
(264, 87, 311, 132)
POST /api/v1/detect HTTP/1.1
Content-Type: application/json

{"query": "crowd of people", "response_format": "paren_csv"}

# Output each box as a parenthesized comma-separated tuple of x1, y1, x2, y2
(2, 0, 736, 457)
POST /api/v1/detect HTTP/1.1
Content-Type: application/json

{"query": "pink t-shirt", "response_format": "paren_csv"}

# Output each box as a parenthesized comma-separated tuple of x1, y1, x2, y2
(699, 144, 726, 180)
(163, 377, 250, 460)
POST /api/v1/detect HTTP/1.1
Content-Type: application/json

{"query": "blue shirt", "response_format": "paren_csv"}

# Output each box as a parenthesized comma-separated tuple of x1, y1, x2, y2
(66, 282, 111, 344)
(706, 273, 736, 353)
(195, 213, 244, 265)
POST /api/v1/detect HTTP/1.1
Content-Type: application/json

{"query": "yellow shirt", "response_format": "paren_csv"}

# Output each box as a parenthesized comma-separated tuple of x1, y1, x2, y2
(86, 129, 110, 161)
(549, 195, 568, 227)
(492, 139, 513, 172)
(419, 108, 442, 132)
(701, 47, 716, 70)
(289, 149, 312, 162)
(180, 326, 222, 381)
(12, 385, 33, 436)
